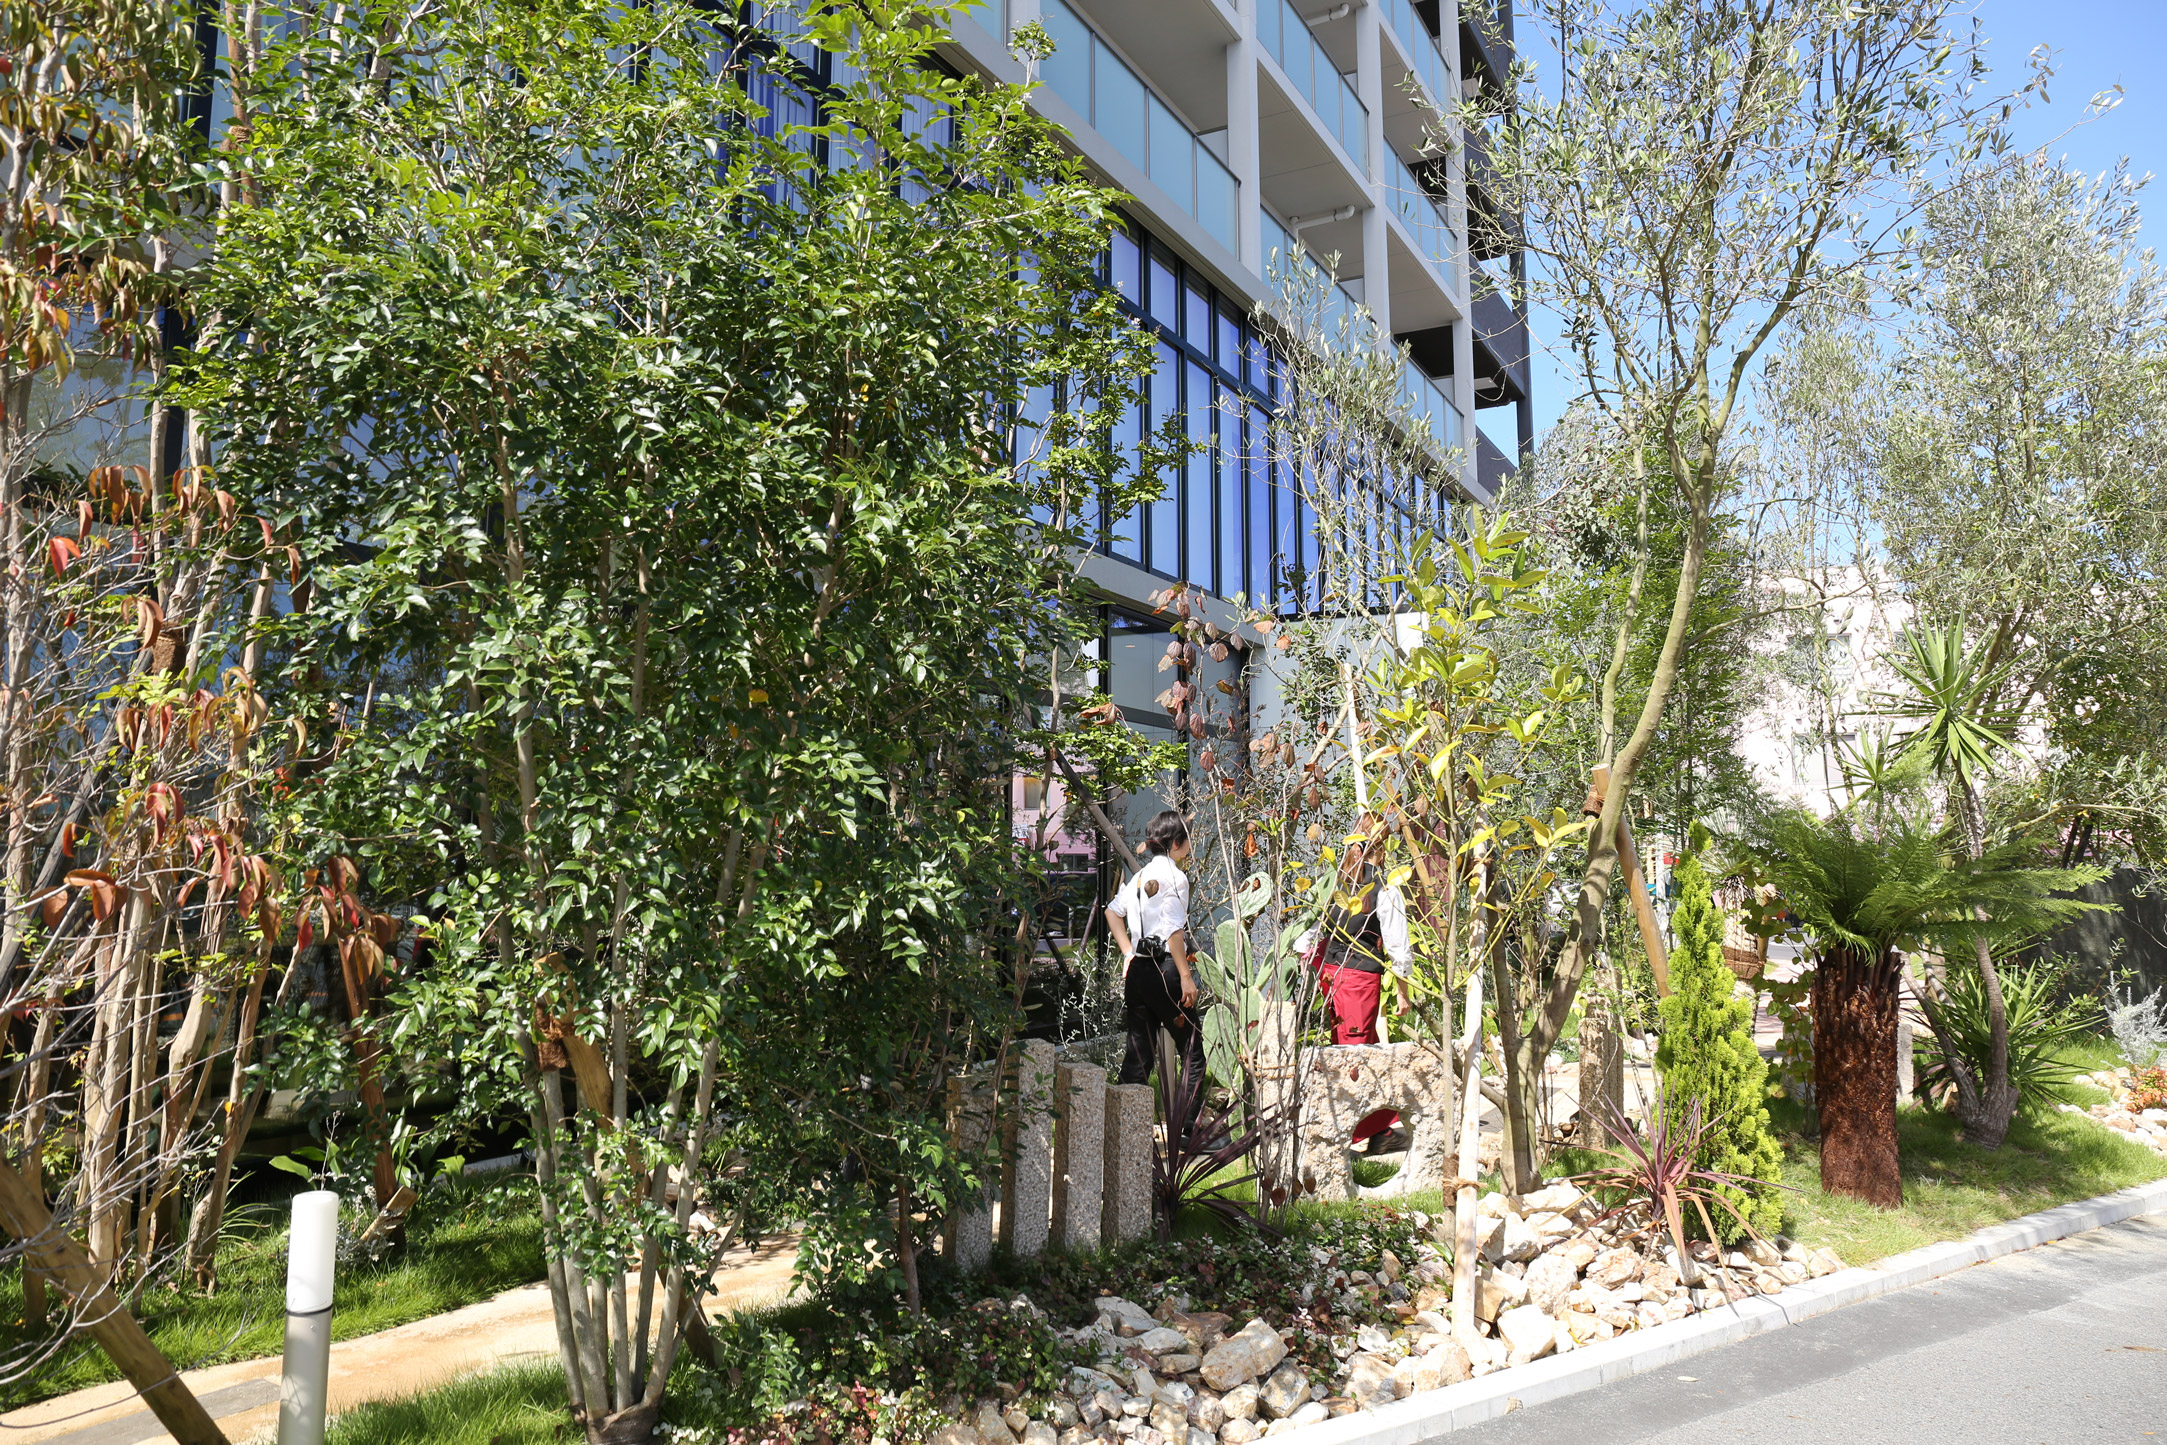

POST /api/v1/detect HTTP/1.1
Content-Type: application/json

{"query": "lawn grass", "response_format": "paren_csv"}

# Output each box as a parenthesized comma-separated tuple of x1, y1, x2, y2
(324, 1362, 569, 1445)
(0, 1176, 546, 1410)
(1767, 1095, 2167, 1266)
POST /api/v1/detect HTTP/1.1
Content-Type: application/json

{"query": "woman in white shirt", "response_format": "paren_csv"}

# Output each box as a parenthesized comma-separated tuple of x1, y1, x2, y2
(1104, 810, 1204, 1087)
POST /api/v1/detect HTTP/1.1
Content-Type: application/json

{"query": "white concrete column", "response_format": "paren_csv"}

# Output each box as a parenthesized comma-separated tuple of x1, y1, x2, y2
(1355, 2, 1390, 338)
(1229, 2, 1263, 276)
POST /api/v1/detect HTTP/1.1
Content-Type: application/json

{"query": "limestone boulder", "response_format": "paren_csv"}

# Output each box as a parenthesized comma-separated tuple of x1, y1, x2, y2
(977, 1404, 1019, 1444)
(1189, 1393, 1226, 1432)
(1586, 1248, 1642, 1289)
(932, 1424, 978, 1445)
(1219, 1384, 1260, 1423)
(1343, 1354, 1397, 1410)
(1258, 1365, 1311, 1420)
(1151, 1402, 1189, 1440)
(1522, 1253, 1579, 1315)
(1807, 1248, 1846, 1277)
(1096, 1297, 1159, 1336)
(1497, 1305, 1557, 1365)
(1158, 1354, 1201, 1376)
(1218, 1420, 1260, 1445)
(1023, 1424, 1060, 1445)
(1199, 1319, 1288, 1392)
(1474, 1268, 1528, 1322)
(1137, 1327, 1191, 1355)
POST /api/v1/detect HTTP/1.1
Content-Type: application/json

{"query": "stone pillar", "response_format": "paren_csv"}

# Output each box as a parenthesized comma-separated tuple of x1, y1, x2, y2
(1229, 4, 1262, 274)
(1000, 1040, 1058, 1258)
(1051, 1062, 1107, 1251)
(1101, 1082, 1155, 1245)
(943, 1070, 996, 1272)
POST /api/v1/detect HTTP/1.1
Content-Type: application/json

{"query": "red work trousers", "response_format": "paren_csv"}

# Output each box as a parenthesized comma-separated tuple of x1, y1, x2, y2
(1317, 961, 1400, 1143)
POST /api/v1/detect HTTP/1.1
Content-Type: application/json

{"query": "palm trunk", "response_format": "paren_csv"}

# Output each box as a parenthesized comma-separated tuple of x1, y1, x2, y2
(1812, 944, 1902, 1208)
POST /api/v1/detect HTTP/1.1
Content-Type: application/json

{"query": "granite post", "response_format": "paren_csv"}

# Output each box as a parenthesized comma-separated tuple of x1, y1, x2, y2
(942, 1069, 996, 1271)
(1051, 1062, 1106, 1251)
(1102, 1082, 1154, 1245)
(1000, 1039, 1058, 1258)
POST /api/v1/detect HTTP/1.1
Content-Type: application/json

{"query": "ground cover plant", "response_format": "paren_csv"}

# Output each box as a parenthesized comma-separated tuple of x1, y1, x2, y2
(0, 1177, 544, 1409)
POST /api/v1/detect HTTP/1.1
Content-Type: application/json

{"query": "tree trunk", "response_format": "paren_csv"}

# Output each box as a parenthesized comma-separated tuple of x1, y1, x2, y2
(1812, 945, 1902, 1208)
(0, 1158, 230, 1445)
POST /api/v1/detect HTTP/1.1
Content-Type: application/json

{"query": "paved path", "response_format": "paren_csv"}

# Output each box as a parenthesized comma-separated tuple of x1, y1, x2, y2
(4, 1234, 801, 1445)
(1453, 1212, 2167, 1444)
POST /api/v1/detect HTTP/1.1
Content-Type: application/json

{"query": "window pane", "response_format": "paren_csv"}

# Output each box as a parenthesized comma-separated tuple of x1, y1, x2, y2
(1148, 340, 1180, 574)
(1149, 246, 1180, 330)
(1148, 94, 1191, 209)
(1219, 402, 1243, 602)
(1197, 156, 1236, 254)
(1186, 279, 1211, 352)
(1096, 57, 1148, 174)
(1186, 363, 1214, 590)
(1218, 303, 1241, 376)
(1039, 0, 1093, 118)
(1248, 406, 1271, 605)
(1109, 395, 1142, 562)
(1110, 224, 1141, 305)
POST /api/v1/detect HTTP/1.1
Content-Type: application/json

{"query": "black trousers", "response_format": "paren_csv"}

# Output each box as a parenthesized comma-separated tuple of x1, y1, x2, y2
(1119, 939, 1206, 1088)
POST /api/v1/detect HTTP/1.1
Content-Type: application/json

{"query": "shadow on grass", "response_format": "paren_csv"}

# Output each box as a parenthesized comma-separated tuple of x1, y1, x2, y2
(0, 1177, 546, 1410)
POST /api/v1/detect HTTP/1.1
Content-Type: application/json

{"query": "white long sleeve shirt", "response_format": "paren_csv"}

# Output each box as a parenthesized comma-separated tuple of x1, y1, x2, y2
(1108, 854, 1190, 954)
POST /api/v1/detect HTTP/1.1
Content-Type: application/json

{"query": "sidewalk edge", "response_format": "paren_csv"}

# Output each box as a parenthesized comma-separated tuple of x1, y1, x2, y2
(1295, 1175, 2167, 1444)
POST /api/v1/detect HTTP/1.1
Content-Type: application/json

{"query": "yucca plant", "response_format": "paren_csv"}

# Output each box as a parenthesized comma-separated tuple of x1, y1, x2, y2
(1750, 811, 2105, 1205)
(1572, 1083, 1788, 1285)
(1914, 961, 2097, 1111)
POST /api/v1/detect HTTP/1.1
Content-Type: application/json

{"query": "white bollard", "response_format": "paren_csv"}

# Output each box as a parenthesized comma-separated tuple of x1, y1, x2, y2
(279, 1190, 340, 1445)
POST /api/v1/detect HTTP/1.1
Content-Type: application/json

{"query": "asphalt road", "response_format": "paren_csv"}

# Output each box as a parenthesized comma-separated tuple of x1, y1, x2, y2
(1454, 1212, 2167, 1445)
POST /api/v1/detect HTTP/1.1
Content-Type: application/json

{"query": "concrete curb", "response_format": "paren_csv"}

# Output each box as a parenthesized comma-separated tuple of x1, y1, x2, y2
(1297, 1175, 2167, 1444)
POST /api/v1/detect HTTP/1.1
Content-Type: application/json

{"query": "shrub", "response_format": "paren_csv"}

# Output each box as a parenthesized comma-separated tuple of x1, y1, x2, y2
(2108, 988, 2167, 1071)
(1915, 961, 2097, 1110)
(1654, 854, 1785, 1239)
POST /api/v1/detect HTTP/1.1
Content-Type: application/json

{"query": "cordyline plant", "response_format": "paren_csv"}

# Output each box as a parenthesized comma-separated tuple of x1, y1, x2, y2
(1149, 1052, 1279, 1243)
(175, 1, 1162, 1439)
(1573, 1084, 1790, 1286)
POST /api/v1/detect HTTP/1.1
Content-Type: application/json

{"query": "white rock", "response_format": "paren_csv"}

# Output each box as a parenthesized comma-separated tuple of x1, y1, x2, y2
(1199, 1320, 1288, 1392)
(932, 1425, 977, 1445)
(1464, 1336, 1507, 1370)
(1058, 1428, 1094, 1445)
(1523, 1253, 1578, 1314)
(1474, 1268, 1529, 1322)
(1186, 1430, 1215, 1445)
(977, 1405, 1019, 1444)
(1515, 1182, 1585, 1215)
(1151, 1403, 1189, 1440)
(1287, 1402, 1330, 1427)
(1218, 1421, 1259, 1445)
(1219, 1384, 1260, 1423)
(1190, 1393, 1226, 1432)
(1097, 1297, 1159, 1336)
(1343, 1354, 1397, 1410)
(1047, 1400, 1081, 1429)
(1497, 1305, 1556, 1364)
(1354, 1324, 1392, 1354)
(1024, 1424, 1060, 1445)
(1258, 1366, 1311, 1420)
(1585, 1248, 1641, 1288)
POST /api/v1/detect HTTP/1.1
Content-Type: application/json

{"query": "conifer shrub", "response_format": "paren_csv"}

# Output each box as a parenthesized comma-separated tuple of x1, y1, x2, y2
(1655, 853, 1786, 1239)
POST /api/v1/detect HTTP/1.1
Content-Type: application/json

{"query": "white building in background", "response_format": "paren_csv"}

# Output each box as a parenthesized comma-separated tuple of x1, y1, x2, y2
(1735, 571, 1914, 816)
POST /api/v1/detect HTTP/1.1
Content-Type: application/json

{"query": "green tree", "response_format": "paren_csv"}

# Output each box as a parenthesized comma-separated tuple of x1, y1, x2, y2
(1655, 853, 1782, 1239)
(178, 2, 1156, 1437)
(1748, 811, 2101, 1206)
(1444, 0, 2017, 1125)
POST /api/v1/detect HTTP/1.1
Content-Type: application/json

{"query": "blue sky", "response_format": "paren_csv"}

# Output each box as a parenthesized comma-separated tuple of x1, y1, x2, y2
(1514, 0, 2167, 439)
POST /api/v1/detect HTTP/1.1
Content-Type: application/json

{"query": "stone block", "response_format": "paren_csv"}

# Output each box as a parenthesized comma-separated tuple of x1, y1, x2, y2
(1293, 1041, 1454, 1201)
(1052, 1062, 1108, 1252)
(1103, 1082, 1155, 1245)
(943, 1069, 997, 1271)
(1002, 1039, 1058, 1258)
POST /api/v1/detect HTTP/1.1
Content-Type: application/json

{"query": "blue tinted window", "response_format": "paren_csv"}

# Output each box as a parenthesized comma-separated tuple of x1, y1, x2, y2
(1148, 94, 1192, 208)
(1218, 303, 1241, 375)
(1110, 226, 1140, 304)
(1186, 363, 1214, 590)
(1149, 246, 1180, 329)
(1186, 279, 1211, 352)
(1109, 396, 1142, 561)
(1147, 341, 1179, 574)
(1219, 406, 1243, 603)
(1248, 407, 1271, 604)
